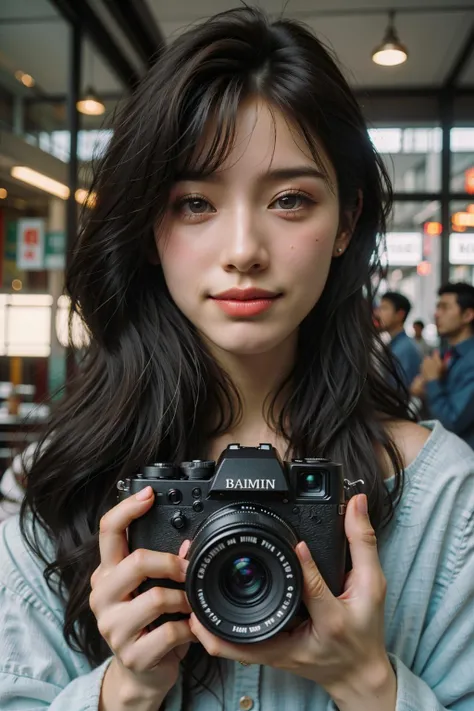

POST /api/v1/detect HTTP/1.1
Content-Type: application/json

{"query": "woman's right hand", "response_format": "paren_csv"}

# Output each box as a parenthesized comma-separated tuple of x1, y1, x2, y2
(90, 485, 196, 709)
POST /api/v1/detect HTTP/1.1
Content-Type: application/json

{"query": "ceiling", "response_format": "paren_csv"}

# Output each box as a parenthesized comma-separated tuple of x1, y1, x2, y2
(0, 0, 124, 95)
(0, 1, 472, 218)
(147, 0, 474, 89)
(0, 0, 473, 100)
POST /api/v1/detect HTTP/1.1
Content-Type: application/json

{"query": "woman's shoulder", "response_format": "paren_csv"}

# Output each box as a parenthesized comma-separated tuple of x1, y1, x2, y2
(0, 514, 62, 620)
(383, 420, 474, 537)
(386, 419, 474, 479)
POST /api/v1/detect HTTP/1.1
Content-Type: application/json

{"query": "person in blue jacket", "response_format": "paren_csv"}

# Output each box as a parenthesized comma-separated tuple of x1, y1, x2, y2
(377, 291, 422, 389)
(412, 282, 474, 449)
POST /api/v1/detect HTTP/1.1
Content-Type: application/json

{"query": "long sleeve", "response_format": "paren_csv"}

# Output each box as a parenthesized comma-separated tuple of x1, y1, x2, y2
(0, 516, 113, 710)
(0, 661, 112, 711)
(425, 371, 474, 435)
(0, 572, 113, 710)
(386, 653, 473, 711)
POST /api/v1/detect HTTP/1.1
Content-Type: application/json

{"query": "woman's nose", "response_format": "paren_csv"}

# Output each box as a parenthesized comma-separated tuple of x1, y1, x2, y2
(220, 207, 270, 274)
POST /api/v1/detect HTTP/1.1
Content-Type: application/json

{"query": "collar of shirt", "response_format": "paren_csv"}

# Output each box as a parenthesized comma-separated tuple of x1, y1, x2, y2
(452, 335, 474, 358)
(390, 329, 407, 346)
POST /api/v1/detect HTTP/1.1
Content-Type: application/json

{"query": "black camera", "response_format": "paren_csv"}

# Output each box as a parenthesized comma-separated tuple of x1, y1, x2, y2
(118, 443, 347, 644)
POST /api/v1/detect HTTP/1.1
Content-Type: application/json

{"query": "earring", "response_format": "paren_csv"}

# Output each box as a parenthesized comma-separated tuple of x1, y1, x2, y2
(336, 247, 343, 254)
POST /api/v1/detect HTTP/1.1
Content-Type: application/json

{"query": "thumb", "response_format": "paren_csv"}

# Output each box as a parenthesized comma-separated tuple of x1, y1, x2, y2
(345, 495, 381, 581)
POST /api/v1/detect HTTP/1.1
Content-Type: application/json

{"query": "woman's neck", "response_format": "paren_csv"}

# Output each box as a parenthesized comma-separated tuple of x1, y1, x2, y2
(204, 331, 297, 459)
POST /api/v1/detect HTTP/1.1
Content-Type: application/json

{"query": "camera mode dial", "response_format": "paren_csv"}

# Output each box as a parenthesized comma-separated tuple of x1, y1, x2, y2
(180, 460, 214, 480)
(143, 463, 179, 479)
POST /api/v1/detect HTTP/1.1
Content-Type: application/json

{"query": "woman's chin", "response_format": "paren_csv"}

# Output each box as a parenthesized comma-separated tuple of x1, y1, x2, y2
(202, 327, 295, 358)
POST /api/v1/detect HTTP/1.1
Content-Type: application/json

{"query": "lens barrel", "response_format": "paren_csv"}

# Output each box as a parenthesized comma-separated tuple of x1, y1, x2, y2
(185, 504, 303, 643)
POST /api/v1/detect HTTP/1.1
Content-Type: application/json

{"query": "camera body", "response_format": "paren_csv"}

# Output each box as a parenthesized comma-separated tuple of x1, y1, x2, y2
(119, 443, 347, 643)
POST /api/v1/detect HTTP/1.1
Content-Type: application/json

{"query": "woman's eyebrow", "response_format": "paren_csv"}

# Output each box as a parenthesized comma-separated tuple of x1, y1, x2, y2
(175, 166, 327, 183)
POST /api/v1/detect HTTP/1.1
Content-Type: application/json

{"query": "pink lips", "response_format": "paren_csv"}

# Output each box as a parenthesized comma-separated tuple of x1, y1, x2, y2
(210, 287, 281, 317)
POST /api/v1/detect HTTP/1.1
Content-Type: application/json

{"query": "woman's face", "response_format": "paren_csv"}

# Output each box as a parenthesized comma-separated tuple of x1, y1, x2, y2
(156, 99, 346, 357)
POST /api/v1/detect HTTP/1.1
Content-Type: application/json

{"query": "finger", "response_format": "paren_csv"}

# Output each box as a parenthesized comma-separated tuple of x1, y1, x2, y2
(188, 613, 286, 666)
(104, 587, 192, 649)
(92, 549, 188, 606)
(119, 620, 196, 673)
(99, 487, 155, 568)
(179, 539, 191, 558)
(344, 495, 385, 600)
(295, 541, 337, 618)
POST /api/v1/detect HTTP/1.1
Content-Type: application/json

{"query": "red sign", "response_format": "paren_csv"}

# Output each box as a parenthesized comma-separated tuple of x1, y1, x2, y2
(466, 168, 474, 195)
(423, 221, 442, 236)
(417, 261, 431, 276)
(17, 219, 45, 270)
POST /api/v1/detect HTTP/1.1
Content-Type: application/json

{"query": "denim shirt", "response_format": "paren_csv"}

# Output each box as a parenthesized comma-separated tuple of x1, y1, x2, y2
(389, 330, 422, 388)
(1, 421, 474, 711)
(425, 336, 474, 449)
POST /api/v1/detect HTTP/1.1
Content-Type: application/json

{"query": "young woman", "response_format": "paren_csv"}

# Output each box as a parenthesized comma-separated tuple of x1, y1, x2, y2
(1, 8, 473, 711)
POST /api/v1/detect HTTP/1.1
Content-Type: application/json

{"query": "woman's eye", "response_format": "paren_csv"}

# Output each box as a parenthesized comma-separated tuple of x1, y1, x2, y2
(272, 192, 313, 211)
(176, 196, 215, 218)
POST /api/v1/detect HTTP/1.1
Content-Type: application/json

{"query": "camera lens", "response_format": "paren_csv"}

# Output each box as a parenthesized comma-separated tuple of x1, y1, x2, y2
(222, 556, 268, 602)
(185, 503, 303, 644)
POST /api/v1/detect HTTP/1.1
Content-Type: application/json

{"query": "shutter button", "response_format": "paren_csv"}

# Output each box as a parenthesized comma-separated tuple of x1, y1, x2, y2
(239, 696, 254, 711)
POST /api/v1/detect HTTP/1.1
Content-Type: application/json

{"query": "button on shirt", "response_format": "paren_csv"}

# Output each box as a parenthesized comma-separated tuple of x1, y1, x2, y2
(1, 422, 474, 710)
(425, 335, 474, 449)
(389, 330, 422, 388)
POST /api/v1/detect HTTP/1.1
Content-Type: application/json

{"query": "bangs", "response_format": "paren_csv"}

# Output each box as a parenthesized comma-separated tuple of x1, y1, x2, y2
(169, 81, 333, 191)
(174, 76, 246, 180)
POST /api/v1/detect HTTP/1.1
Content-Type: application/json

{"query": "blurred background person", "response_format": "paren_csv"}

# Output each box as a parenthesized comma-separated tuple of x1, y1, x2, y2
(412, 320, 432, 358)
(411, 283, 474, 448)
(377, 292, 422, 389)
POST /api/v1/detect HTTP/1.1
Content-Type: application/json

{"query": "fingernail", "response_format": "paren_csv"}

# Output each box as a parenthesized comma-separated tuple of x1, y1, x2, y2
(180, 559, 189, 574)
(357, 494, 368, 515)
(297, 541, 312, 563)
(136, 486, 153, 501)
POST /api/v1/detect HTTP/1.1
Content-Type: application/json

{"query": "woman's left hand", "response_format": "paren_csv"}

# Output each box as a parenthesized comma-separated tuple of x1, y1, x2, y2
(189, 494, 397, 710)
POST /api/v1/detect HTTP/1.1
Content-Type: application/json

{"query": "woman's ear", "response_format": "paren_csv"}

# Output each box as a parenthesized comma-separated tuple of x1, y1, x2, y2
(333, 190, 363, 257)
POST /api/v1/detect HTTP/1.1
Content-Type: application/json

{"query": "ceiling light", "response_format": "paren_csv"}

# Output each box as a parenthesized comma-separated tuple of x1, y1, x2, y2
(14, 70, 35, 88)
(11, 167, 95, 206)
(372, 11, 408, 67)
(77, 88, 105, 116)
(11, 167, 69, 199)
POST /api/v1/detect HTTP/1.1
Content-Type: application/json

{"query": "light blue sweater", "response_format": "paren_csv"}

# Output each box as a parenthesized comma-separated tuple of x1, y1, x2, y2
(1, 421, 474, 710)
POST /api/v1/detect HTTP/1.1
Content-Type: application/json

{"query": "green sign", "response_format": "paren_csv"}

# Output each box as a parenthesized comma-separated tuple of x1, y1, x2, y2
(5, 221, 17, 261)
(44, 231, 66, 269)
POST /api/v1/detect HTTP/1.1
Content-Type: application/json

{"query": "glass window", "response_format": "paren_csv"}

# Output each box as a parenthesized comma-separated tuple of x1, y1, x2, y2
(379, 201, 441, 342)
(450, 127, 474, 194)
(369, 126, 441, 193)
(449, 199, 474, 286)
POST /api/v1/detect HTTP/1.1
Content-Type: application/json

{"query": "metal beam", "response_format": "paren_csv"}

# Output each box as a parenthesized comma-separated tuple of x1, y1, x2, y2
(66, 21, 81, 383)
(392, 192, 472, 202)
(102, 0, 165, 67)
(444, 23, 474, 89)
(355, 86, 474, 100)
(291, 5, 474, 20)
(49, 0, 140, 89)
(25, 92, 125, 105)
(355, 87, 440, 99)
(439, 90, 454, 286)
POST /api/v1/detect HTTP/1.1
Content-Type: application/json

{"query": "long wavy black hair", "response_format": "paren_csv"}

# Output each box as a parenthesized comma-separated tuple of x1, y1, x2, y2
(21, 6, 412, 709)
